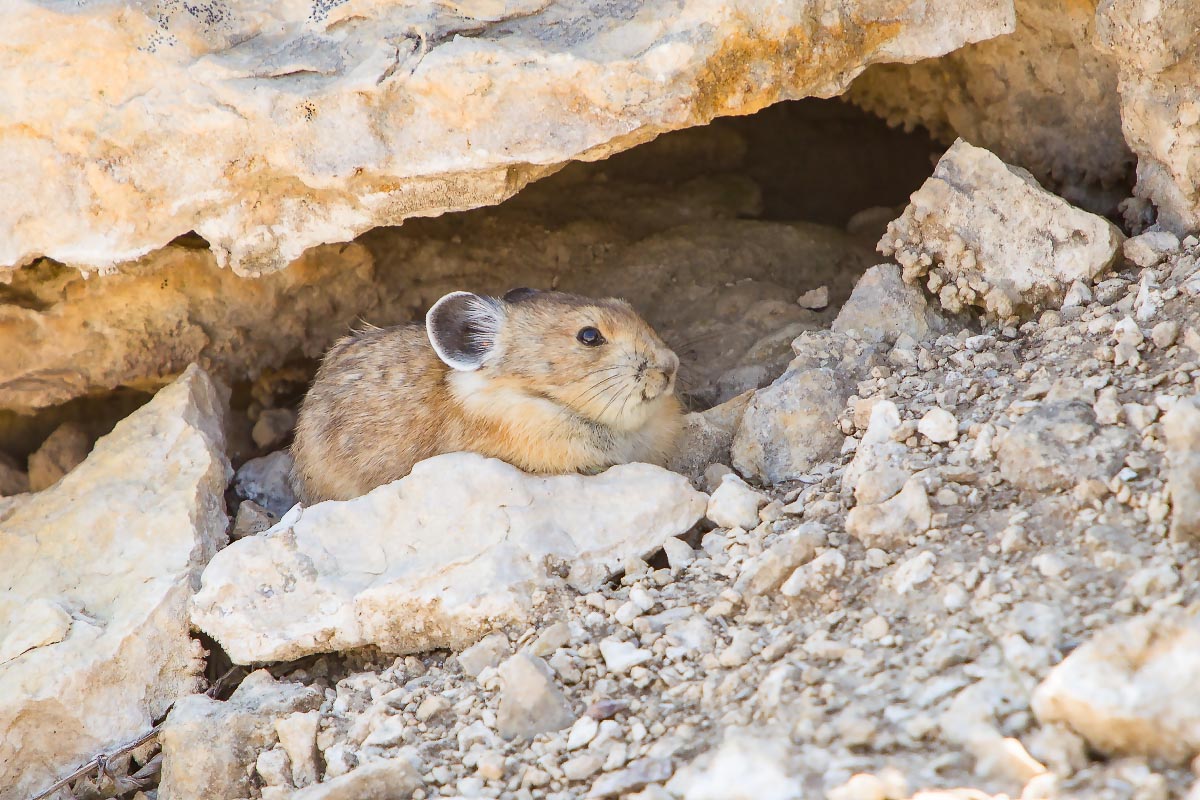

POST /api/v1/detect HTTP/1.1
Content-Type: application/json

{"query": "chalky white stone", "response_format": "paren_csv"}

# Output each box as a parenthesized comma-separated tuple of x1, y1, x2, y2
(193, 454, 706, 662)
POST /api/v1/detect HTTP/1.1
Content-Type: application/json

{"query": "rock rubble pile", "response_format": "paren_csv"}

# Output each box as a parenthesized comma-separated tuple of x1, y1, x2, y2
(6, 58, 1200, 800)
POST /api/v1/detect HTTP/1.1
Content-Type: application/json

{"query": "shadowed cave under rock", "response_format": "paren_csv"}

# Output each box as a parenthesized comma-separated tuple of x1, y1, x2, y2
(0, 97, 943, 469)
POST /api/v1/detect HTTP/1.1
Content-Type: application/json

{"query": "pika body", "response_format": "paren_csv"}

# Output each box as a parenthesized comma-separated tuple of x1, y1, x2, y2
(290, 288, 683, 504)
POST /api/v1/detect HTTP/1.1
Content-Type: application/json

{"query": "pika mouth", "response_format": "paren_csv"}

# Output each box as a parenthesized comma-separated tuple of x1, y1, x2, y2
(639, 368, 674, 402)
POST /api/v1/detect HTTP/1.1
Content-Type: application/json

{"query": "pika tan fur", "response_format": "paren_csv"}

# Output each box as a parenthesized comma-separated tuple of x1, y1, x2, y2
(290, 289, 682, 504)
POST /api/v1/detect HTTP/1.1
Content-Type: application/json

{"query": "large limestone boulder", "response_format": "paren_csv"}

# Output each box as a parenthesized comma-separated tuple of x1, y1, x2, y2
(0, 365, 230, 799)
(0, 0, 1013, 276)
(192, 453, 707, 664)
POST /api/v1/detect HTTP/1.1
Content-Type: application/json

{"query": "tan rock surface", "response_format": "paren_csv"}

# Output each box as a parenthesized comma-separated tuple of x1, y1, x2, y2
(1096, 0, 1200, 234)
(881, 140, 1123, 321)
(1033, 606, 1200, 764)
(0, 205, 876, 413)
(26, 421, 91, 491)
(158, 671, 324, 800)
(0, 0, 1012, 275)
(0, 242, 378, 414)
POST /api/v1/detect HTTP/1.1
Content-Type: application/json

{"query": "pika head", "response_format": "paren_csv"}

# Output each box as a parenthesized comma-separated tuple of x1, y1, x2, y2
(427, 288, 680, 431)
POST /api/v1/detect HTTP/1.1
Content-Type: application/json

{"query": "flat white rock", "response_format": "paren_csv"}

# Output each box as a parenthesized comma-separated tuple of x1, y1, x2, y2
(0, 366, 230, 798)
(193, 454, 707, 663)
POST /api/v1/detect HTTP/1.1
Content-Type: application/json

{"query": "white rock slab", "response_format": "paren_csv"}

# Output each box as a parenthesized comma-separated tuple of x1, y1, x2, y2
(0, 365, 230, 799)
(193, 454, 707, 663)
(0, 0, 1012, 276)
(880, 139, 1124, 320)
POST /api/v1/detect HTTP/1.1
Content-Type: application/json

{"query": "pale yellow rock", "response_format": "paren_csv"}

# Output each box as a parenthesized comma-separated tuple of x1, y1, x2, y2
(289, 757, 423, 800)
(1165, 397, 1200, 541)
(0, 597, 71, 664)
(0, 365, 230, 799)
(845, 477, 932, 549)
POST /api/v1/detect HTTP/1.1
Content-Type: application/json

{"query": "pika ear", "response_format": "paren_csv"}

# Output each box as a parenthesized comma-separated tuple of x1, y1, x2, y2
(503, 287, 540, 303)
(426, 292, 504, 371)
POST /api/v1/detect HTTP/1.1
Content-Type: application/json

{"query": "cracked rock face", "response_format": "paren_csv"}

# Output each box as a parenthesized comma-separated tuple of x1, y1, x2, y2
(0, 365, 230, 799)
(192, 453, 707, 664)
(0, 0, 1012, 275)
(0, 242, 377, 414)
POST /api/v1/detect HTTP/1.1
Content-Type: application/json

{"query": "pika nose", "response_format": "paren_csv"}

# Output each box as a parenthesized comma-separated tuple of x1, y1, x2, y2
(638, 354, 676, 397)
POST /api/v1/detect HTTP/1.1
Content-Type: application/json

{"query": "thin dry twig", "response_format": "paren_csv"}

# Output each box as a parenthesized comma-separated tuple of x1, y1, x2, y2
(26, 666, 241, 800)
(27, 727, 160, 800)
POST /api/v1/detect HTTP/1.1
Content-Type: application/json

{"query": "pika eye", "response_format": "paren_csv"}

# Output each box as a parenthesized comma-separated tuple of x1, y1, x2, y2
(576, 326, 605, 347)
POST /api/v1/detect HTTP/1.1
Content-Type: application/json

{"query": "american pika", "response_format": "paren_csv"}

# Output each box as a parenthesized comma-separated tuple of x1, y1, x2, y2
(290, 289, 682, 504)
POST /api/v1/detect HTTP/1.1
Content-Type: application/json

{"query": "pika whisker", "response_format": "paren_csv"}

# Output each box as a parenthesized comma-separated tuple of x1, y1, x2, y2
(550, 372, 628, 428)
